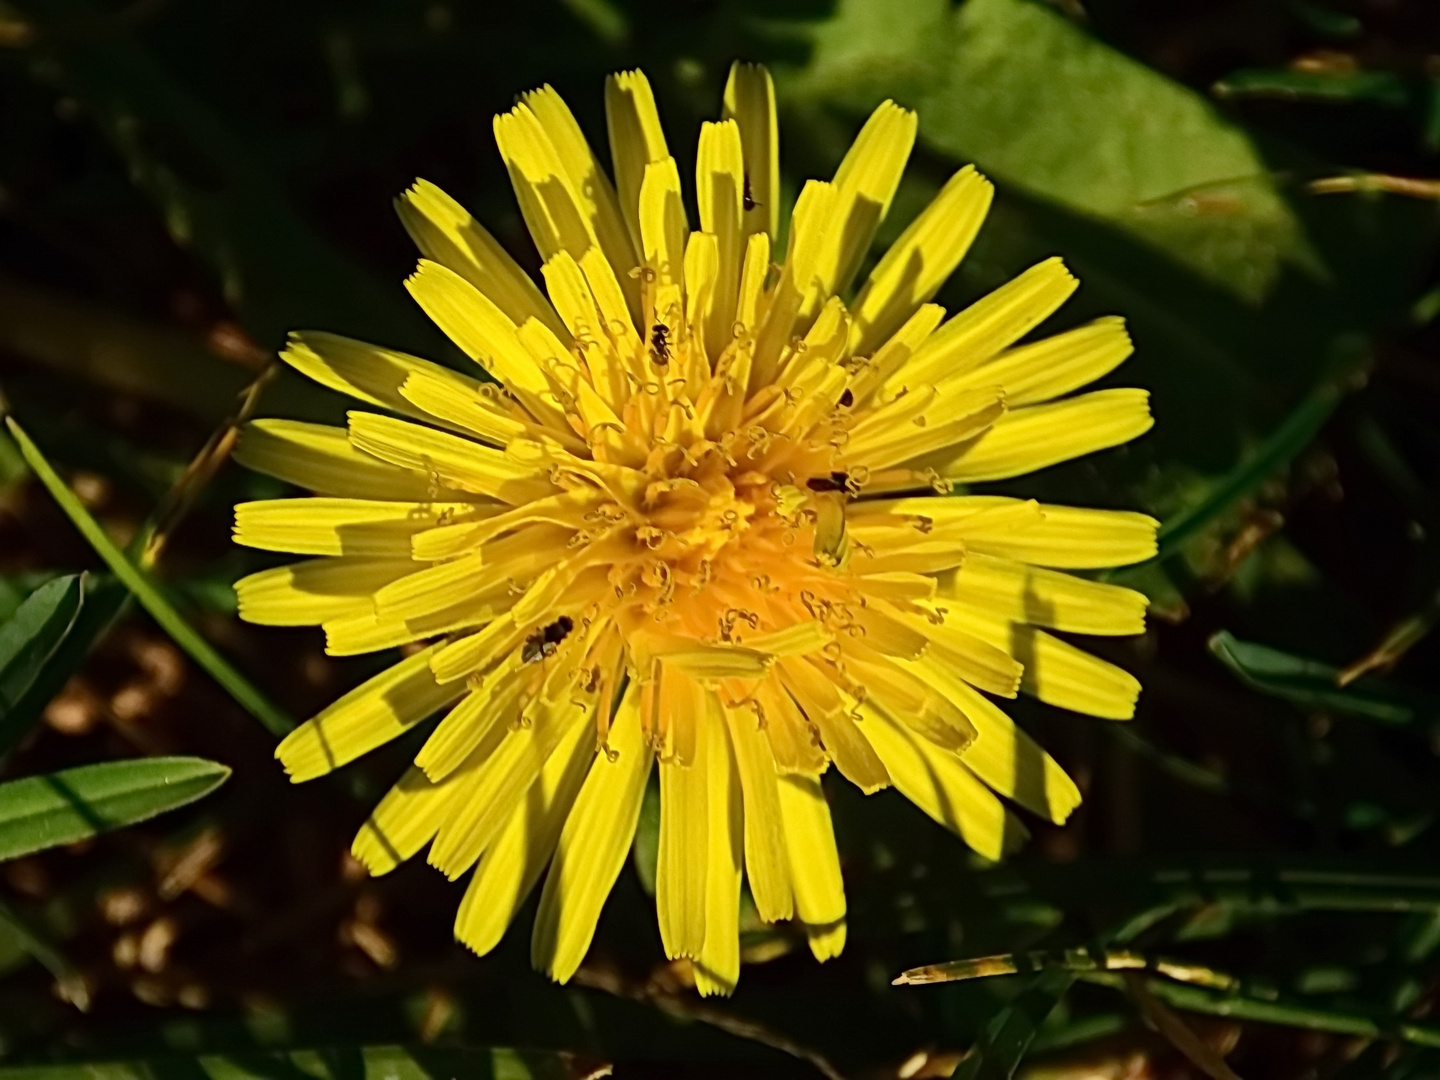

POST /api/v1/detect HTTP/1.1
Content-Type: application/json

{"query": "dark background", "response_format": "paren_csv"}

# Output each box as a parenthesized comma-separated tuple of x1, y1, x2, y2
(3, 0, 1440, 1076)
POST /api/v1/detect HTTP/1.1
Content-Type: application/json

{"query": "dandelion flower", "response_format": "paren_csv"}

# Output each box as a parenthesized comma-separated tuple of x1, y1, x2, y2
(233, 63, 1155, 995)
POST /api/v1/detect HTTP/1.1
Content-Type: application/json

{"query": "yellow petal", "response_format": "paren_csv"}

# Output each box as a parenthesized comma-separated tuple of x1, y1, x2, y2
(351, 716, 508, 875)
(696, 119, 744, 356)
(849, 165, 993, 356)
(493, 102, 607, 273)
(929, 388, 1154, 484)
(532, 682, 655, 983)
(454, 711, 595, 958)
(694, 706, 743, 997)
(754, 678, 828, 776)
(396, 369, 529, 447)
(777, 658, 890, 795)
(234, 419, 464, 502)
(949, 316, 1134, 407)
(819, 100, 917, 301)
(414, 667, 521, 782)
(403, 259, 555, 408)
(937, 552, 1150, 636)
(658, 739, 709, 959)
(233, 498, 478, 557)
(858, 496, 1159, 570)
(606, 69, 669, 253)
(277, 644, 460, 782)
(234, 556, 412, 626)
(396, 178, 567, 339)
(430, 618, 524, 683)
(806, 920, 847, 962)
(938, 678, 1081, 824)
(1015, 627, 1141, 720)
(282, 331, 518, 444)
(321, 599, 493, 657)
(860, 706, 1023, 861)
(347, 410, 552, 503)
(351, 766, 456, 877)
(777, 773, 846, 927)
(752, 180, 837, 386)
(429, 681, 590, 880)
(639, 156, 689, 299)
(721, 62, 779, 241)
(895, 257, 1078, 391)
(723, 700, 793, 922)
(521, 84, 639, 301)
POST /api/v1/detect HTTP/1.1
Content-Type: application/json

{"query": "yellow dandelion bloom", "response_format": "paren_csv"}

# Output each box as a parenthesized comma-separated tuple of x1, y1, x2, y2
(233, 63, 1155, 995)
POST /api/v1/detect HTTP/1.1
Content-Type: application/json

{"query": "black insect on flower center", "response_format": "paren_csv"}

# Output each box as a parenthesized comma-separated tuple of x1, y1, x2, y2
(522, 615, 575, 664)
(806, 471, 859, 496)
(650, 323, 671, 367)
(742, 174, 757, 212)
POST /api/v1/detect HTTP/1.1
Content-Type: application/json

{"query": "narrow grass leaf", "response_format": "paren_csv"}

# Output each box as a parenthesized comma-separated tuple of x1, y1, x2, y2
(6, 418, 295, 737)
(1210, 630, 1440, 729)
(0, 1046, 608, 1079)
(0, 756, 230, 863)
(0, 575, 84, 752)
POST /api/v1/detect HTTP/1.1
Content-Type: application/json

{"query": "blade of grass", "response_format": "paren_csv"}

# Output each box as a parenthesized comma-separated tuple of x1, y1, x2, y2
(0, 574, 83, 754)
(0, 896, 88, 1011)
(1156, 381, 1343, 560)
(1082, 971, 1440, 1049)
(0, 1045, 609, 1079)
(0, 756, 229, 862)
(1209, 630, 1440, 730)
(6, 416, 295, 737)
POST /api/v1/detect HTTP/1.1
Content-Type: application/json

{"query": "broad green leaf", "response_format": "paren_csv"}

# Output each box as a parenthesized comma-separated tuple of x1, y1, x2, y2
(1209, 630, 1440, 729)
(7, 418, 295, 738)
(0, 1046, 605, 1079)
(0, 575, 84, 749)
(0, 756, 229, 863)
(784, 0, 1319, 304)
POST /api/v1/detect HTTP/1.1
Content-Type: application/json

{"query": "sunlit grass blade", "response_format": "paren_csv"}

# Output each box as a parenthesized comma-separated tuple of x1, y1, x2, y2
(0, 574, 84, 755)
(6, 417, 295, 737)
(0, 756, 230, 863)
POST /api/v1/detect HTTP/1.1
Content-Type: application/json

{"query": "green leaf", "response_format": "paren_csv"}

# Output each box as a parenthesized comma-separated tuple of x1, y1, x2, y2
(1154, 381, 1344, 560)
(1209, 630, 1440, 729)
(0, 1046, 605, 1079)
(0, 756, 230, 863)
(785, 0, 1318, 305)
(2, 575, 132, 755)
(6, 417, 295, 738)
(951, 970, 1076, 1080)
(0, 575, 84, 751)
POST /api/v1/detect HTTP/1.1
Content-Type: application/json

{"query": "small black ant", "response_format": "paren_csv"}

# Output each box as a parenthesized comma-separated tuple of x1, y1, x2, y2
(649, 322, 671, 367)
(522, 615, 574, 664)
(743, 174, 758, 212)
(837, 388, 854, 408)
(806, 471, 859, 496)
